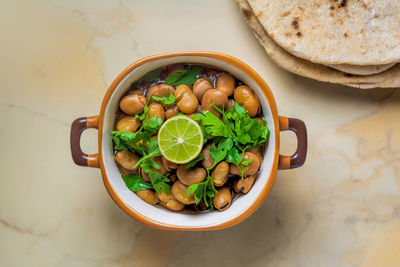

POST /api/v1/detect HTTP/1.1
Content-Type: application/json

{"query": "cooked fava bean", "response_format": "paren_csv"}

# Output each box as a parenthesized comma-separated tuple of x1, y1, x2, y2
(128, 89, 144, 96)
(156, 191, 173, 203)
(229, 152, 261, 177)
(205, 68, 219, 76)
(136, 190, 158, 205)
(201, 89, 228, 117)
(213, 187, 232, 211)
(174, 85, 198, 114)
(211, 162, 229, 187)
(201, 143, 214, 169)
(120, 94, 147, 115)
(157, 191, 185, 211)
(177, 165, 206, 186)
(116, 116, 141, 132)
(247, 147, 263, 163)
(193, 77, 213, 102)
(162, 157, 178, 171)
(114, 150, 139, 171)
(172, 180, 195, 205)
(165, 199, 185, 211)
(147, 103, 165, 121)
(216, 73, 235, 96)
(165, 105, 179, 119)
(243, 152, 261, 175)
(146, 83, 175, 99)
(234, 85, 260, 117)
(234, 175, 256, 194)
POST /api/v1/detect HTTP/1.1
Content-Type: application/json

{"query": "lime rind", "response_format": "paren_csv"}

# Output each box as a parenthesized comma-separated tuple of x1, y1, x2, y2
(158, 115, 204, 164)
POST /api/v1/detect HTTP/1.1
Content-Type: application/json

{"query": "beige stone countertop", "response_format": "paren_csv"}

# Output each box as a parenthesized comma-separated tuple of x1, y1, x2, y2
(1, 0, 399, 266)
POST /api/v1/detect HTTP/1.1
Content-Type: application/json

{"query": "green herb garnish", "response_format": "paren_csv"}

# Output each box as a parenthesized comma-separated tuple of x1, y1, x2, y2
(111, 116, 162, 155)
(122, 174, 153, 192)
(194, 102, 268, 179)
(147, 170, 171, 194)
(185, 154, 205, 168)
(208, 137, 234, 168)
(186, 169, 218, 208)
(112, 93, 170, 194)
(165, 66, 202, 86)
(151, 91, 176, 105)
(142, 68, 162, 82)
(113, 94, 163, 154)
(225, 147, 253, 179)
(133, 138, 171, 195)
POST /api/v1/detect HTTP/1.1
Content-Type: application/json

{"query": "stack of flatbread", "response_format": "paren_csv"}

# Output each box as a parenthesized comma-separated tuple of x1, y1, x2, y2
(236, 0, 400, 88)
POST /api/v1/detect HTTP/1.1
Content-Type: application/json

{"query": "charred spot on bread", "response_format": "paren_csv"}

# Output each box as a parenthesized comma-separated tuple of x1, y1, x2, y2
(292, 18, 300, 30)
(242, 8, 253, 20)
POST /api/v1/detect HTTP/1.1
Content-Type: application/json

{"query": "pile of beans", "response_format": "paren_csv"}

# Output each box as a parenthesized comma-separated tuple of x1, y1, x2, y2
(113, 64, 265, 212)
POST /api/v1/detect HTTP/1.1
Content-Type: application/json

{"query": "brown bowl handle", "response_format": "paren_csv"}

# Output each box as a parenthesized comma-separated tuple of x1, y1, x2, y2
(70, 115, 100, 168)
(278, 116, 307, 170)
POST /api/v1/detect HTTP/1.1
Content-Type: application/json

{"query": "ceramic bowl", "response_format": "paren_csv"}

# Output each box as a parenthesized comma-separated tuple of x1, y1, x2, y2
(70, 52, 307, 230)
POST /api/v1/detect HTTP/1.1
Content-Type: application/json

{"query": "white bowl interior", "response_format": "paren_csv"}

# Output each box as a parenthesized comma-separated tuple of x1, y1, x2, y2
(102, 55, 276, 228)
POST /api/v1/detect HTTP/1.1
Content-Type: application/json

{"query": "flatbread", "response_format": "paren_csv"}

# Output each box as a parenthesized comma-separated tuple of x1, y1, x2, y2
(236, 0, 400, 89)
(327, 63, 396, 75)
(247, 0, 400, 65)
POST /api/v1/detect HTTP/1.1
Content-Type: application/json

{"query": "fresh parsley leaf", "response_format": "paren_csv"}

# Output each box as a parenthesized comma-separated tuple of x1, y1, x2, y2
(134, 93, 152, 121)
(111, 131, 145, 154)
(233, 101, 247, 116)
(165, 66, 202, 86)
(241, 158, 253, 166)
(140, 156, 161, 172)
(133, 139, 162, 169)
(111, 114, 162, 156)
(165, 70, 186, 84)
(147, 170, 171, 194)
(226, 146, 242, 166)
(186, 172, 218, 207)
(225, 147, 253, 179)
(112, 132, 130, 151)
(128, 137, 170, 194)
(122, 174, 153, 192)
(193, 111, 230, 137)
(212, 102, 270, 150)
(186, 154, 205, 168)
(135, 105, 148, 120)
(151, 91, 176, 105)
(142, 68, 162, 82)
(146, 137, 159, 152)
(209, 137, 234, 168)
(143, 116, 163, 134)
(186, 181, 206, 204)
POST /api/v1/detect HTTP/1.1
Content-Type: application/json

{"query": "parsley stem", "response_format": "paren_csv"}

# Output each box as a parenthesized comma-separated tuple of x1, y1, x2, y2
(239, 149, 247, 180)
(133, 150, 161, 169)
(135, 93, 153, 135)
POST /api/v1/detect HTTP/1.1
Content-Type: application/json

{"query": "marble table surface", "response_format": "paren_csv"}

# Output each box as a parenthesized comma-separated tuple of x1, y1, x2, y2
(1, 0, 399, 266)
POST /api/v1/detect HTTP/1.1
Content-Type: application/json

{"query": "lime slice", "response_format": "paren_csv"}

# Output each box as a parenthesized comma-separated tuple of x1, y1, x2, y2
(158, 115, 203, 164)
